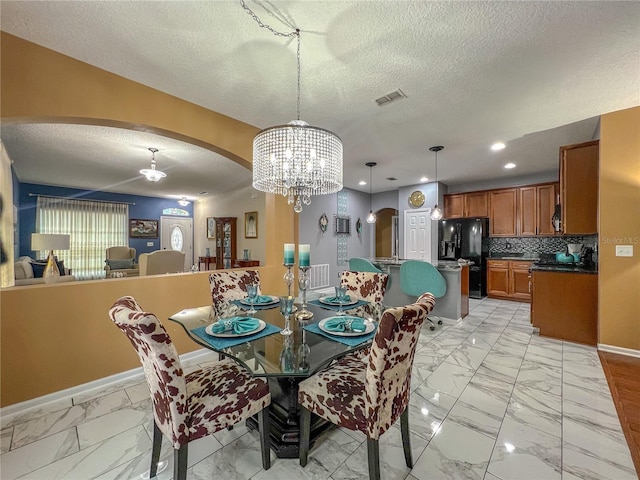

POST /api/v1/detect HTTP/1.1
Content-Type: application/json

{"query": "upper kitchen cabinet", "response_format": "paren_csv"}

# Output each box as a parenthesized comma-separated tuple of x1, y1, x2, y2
(560, 140, 599, 234)
(489, 188, 518, 236)
(518, 183, 559, 236)
(444, 192, 489, 218)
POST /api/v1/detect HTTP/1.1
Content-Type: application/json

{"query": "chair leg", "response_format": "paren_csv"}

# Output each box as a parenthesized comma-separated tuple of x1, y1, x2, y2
(400, 407, 413, 468)
(173, 444, 188, 480)
(258, 408, 271, 470)
(426, 317, 435, 331)
(367, 438, 381, 480)
(299, 406, 311, 467)
(149, 420, 162, 478)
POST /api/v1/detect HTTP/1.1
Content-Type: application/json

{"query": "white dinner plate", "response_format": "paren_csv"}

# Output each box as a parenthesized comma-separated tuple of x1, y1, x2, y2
(318, 295, 359, 306)
(239, 295, 279, 306)
(318, 317, 376, 337)
(205, 319, 266, 338)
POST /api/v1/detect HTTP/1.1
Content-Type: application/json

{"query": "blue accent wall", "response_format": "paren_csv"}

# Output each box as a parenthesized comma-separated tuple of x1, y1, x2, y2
(18, 183, 193, 259)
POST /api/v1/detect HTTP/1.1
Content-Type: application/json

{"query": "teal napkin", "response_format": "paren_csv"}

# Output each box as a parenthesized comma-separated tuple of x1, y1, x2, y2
(325, 294, 351, 303)
(211, 316, 260, 334)
(324, 316, 366, 332)
(251, 295, 273, 304)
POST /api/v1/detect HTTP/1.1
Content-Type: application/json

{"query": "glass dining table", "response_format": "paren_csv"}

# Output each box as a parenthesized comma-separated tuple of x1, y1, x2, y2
(169, 298, 375, 458)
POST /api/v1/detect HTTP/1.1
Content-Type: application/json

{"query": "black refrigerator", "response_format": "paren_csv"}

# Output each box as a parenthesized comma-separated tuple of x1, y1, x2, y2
(438, 218, 489, 299)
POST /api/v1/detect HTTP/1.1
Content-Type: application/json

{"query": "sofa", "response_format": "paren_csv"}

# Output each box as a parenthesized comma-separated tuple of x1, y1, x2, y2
(138, 250, 185, 276)
(104, 247, 139, 277)
(14, 256, 76, 286)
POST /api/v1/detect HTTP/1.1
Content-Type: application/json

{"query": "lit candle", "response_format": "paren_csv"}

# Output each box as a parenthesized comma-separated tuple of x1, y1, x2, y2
(299, 244, 310, 267)
(284, 243, 295, 265)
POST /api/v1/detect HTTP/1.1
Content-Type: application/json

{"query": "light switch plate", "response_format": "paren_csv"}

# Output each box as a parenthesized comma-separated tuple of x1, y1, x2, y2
(147, 242, 154, 247)
(616, 245, 633, 257)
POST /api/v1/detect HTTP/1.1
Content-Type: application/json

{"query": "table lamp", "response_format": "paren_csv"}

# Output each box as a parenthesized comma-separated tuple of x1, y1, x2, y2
(31, 233, 71, 283)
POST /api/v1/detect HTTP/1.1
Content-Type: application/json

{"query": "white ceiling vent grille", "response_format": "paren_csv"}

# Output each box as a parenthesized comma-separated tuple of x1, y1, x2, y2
(374, 89, 407, 107)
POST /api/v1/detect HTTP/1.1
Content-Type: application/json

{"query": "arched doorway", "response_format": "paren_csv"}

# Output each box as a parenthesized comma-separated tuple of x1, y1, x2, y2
(375, 208, 399, 258)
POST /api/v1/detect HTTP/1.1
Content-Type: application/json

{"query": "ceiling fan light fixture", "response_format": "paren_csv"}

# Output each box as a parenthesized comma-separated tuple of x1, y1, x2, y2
(177, 197, 190, 206)
(429, 146, 444, 221)
(243, 2, 342, 214)
(366, 162, 377, 223)
(140, 148, 166, 182)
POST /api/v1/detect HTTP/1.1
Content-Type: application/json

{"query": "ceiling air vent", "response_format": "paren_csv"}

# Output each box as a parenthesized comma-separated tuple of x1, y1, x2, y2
(386, 177, 397, 181)
(374, 89, 407, 107)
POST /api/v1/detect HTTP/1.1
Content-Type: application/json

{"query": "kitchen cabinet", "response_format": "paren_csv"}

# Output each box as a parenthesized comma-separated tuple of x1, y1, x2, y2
(214, 217, 236, 269)
(487, 259, 532, 302)
(518, 183, 558, 236)
(560, 140, 598, 234)
(489, 189, 518, 236)
(531, 270, 597, 345)
(443, 192, 488, 218)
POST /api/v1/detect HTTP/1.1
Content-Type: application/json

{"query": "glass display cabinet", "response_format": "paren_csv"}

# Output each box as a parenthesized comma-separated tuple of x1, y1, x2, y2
(214, 217, 236, 269)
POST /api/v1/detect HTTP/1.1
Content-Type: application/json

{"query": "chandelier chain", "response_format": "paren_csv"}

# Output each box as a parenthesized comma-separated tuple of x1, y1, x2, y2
(241, 0, 301, 120)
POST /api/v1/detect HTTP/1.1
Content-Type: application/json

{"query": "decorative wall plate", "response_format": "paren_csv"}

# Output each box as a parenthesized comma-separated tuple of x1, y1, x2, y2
(409, 190, 425, 207)
(319, 213, 329, 234)
(356, 218, 363, 237)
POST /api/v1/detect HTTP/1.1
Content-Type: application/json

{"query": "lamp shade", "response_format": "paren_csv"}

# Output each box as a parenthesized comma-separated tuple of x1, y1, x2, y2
(31, 233, 70, 251)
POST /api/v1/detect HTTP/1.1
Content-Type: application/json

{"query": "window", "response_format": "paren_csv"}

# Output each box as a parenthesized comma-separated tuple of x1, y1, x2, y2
(36, 196, 128, 280)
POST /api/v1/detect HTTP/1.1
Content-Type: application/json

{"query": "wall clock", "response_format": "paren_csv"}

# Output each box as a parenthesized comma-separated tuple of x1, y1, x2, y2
(409, 190, 425, 207)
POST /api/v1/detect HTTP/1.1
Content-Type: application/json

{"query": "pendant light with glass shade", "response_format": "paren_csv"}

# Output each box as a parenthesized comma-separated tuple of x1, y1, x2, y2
(366, 162, 377, 223)
(429, 146, 444, 221)
(140, 148, 167, 182)
(242, 1, 343, 213)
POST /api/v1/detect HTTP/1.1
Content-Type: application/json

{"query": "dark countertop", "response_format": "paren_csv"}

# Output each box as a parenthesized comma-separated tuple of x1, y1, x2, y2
(488, 255, 539, 261)
(530, 264, 598, 274)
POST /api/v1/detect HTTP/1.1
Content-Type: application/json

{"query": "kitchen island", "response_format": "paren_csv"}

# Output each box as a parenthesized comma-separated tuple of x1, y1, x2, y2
(373, 259, 469, 321)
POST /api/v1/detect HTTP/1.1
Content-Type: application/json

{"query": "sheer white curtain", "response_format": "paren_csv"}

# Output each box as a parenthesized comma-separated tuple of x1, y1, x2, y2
(36, 197, 128, 280)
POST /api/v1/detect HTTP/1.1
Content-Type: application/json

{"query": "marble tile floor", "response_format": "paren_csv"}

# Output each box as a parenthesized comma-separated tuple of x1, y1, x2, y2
(1, 298, 637, 480)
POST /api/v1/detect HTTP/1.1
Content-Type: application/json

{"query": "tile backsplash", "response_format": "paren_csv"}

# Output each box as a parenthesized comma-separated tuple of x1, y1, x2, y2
(487, 235, 598, 255)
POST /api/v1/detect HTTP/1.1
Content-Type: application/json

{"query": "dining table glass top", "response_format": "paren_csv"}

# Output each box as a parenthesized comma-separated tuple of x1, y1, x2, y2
(168, 300, 375, 378)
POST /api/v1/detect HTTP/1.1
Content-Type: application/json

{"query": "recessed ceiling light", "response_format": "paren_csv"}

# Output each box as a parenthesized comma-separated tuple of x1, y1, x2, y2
(491, 142, 506, 151)
(359, 180, 366, 186)
(504, 162, 516, 169)
(420, 176, 428, 182)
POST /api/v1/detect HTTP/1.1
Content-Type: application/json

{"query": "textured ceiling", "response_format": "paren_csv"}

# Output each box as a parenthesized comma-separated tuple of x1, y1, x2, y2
(1, 1, 638, 198)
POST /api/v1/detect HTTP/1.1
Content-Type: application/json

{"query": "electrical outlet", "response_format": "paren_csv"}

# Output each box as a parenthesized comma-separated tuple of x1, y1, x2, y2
(147, 242, 154, 247)
(616, 245, 633, 257)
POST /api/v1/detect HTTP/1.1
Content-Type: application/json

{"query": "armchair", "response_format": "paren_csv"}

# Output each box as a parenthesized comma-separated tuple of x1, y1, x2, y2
(105, 247, 138, 277)
(138, 250, 185, 276)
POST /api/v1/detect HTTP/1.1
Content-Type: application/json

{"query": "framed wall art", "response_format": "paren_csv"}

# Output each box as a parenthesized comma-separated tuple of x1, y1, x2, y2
(129, 219, 158, 238)
(245, 212, 258, 238)
(207, 217, 216, 239)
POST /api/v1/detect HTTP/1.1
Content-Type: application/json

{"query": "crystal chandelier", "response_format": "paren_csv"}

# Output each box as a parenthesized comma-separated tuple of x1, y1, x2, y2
(242, 1, 343, 213)
(140, 148, 166, 182)
(429, 146, 444, 221)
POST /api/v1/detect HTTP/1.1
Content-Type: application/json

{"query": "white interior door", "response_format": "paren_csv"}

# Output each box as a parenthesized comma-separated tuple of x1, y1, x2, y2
(160, 216, 193, 271)
(404, 210, 431, 262)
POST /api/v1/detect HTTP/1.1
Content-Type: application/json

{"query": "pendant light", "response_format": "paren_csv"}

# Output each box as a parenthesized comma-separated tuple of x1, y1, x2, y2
(140, 148, 166, 182)
(429, 146, 444, 221)
(366, 162, 377, 223)
(242, 1, 343, 213)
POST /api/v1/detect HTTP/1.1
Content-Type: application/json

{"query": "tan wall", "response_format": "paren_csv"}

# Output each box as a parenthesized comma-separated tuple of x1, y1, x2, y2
(598, 106, 640, 350)
(0, 269, 285, 407)
(0, 33, 299, 407)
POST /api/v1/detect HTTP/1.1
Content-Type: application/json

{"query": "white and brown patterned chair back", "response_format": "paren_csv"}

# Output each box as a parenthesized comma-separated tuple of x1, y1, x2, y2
(109, 296, 188, 449)
(339, 270, 389, 320)
(364, 292, 435, 439)
(208, 270, 260, 317)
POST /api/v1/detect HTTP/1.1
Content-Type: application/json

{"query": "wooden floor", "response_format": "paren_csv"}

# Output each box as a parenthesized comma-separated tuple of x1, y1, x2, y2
(599, 351, 640, 477)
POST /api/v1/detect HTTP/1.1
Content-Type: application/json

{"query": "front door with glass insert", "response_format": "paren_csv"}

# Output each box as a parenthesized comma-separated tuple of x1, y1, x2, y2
(160, 216, 193, 271)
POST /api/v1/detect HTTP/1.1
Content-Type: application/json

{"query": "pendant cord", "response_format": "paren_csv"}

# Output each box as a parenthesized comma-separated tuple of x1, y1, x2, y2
(241, 0, 301, 120)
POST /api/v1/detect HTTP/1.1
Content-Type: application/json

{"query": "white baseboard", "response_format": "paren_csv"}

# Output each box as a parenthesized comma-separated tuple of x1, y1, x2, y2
(0, 349, 216, 426)
(597, 343, 640, 358)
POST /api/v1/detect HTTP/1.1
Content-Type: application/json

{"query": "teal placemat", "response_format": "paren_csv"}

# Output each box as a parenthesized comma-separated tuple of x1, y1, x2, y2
(304, 322, 376, 346)
(309, 298, 369, 312)
(231, 299, 280, 311)
(191, 323, 280, 349)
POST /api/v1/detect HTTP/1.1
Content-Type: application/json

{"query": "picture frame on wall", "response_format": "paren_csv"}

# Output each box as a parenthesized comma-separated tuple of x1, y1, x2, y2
(207, 217, 216, 239)
(129, 219, 158, 238)
(245, 211, 258, 238)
